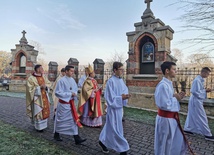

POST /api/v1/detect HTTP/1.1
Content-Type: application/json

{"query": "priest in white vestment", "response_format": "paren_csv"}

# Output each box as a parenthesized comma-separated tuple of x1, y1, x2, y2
(26, 64, 51, 132)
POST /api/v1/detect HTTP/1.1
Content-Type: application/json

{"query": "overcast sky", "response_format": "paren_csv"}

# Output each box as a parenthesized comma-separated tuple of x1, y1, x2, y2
(0, 0, 211, 65)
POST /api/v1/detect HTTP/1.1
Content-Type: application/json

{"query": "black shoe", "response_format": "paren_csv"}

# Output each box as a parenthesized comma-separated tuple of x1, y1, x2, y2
(205, 135, 214, 141)
(54, 132, 63, 141)
(73, 135, 87, 145)
(120, 152, 127, 155)
(184, 130, 193, 135)
(36, 129, 43, 132)
(98, 141, 109, 154)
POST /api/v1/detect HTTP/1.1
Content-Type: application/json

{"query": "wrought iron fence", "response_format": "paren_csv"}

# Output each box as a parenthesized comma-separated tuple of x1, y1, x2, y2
(78, 69, 127, 84)
(78, 68, 214, 98)
(175, 68, 214, 98)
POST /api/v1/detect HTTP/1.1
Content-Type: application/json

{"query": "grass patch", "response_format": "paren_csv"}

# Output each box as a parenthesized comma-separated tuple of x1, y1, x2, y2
(0, 91, 26, 99)
(124, 107, 214, 132)
(0, 121, 75, 155)
(124, 107, 156, 125)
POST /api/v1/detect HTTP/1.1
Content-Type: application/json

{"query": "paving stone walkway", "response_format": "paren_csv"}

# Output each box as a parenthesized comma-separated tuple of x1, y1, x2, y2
(0, 96, 213, 155)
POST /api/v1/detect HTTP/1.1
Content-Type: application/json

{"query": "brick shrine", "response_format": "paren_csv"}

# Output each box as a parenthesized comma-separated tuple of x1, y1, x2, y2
(9, 30, 38, 92)
(126, 0, 176, 109)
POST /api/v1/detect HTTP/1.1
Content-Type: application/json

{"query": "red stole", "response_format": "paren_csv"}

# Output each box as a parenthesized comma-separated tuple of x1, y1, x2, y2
(88, 79, 102, 117)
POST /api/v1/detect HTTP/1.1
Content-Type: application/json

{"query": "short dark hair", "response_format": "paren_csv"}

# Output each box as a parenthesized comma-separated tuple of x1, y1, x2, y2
(65, 65, 74, 72)
(201, 67, 211, 73)
(61, 68, 65, 72)
(161, 61, 176, 75)
(34, 64, 42, 72)
(113, 62, 123, 71)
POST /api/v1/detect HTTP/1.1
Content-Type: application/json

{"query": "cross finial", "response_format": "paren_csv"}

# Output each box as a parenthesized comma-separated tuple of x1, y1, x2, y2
(19, 30, 28, 45)
(145, 0, 152, 9)
(22, 30, 26, 37)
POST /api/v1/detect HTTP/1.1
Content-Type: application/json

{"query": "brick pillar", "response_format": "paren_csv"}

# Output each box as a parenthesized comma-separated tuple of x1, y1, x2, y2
(93, 58, 105, 84)
(48, 61, 58, 82)
(67, 58, 79, 83)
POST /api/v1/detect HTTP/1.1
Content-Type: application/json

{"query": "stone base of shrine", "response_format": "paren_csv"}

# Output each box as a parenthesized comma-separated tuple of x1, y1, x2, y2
(127, 86, 157, 111)
(128, 89, 214, 117)
(9, 80, 26, 92)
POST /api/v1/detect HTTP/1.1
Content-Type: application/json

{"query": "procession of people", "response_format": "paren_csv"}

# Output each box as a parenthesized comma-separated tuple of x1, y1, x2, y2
(25, 61, 214, 155)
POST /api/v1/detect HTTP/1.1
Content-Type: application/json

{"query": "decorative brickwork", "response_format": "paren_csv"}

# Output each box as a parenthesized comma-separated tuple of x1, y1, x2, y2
(126, 79, 159, 87)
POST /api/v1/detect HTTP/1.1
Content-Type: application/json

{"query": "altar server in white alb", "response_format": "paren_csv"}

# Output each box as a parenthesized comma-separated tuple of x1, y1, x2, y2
(78, 67, 89, 88)
(154, 61, 190, 155)
(53, 65, 86, 145)
(184, 67, 214, 141)
(99, 61, 130, 155)
(51, 68, 65, 119)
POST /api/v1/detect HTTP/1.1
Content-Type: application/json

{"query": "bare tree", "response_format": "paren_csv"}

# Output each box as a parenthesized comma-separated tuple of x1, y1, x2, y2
(186, 53, 214, 67)
(37, 57, 49, 71)
(106, 51, 127, 70)
(29, 40, 46, 55)
(57, 61, 67, 71)
(171, 48, 184, 68)
(0, 51, 12, 77)
(174, 0, 214, 52)
(29, 40, 48, 71)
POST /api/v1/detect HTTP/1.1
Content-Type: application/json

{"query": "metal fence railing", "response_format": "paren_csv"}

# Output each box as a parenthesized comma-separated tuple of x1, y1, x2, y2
(78, 69, 127, 84)
(45, 68, 214, 99)
(174, 68, 214, 98)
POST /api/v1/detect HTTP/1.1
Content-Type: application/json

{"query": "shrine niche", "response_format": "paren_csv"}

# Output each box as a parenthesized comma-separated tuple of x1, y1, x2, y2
(142, 42, 154, 62)
(19, 53, 26, 73)
(10, 30, 38, 92)
(138, 35, 156, 74)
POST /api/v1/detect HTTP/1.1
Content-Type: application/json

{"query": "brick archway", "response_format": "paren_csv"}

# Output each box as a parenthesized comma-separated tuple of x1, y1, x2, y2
(134, 33, 158, 63)
(134, 33, 158, 74)
(14, 50, 27, 67)
(12, 50, 27, 74)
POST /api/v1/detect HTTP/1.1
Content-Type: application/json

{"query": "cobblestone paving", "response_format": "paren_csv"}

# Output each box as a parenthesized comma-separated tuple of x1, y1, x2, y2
(0, 96, 213, 155)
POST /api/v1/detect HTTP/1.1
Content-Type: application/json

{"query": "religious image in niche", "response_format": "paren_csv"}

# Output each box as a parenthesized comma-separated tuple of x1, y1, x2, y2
(142, 42, 154, 62)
